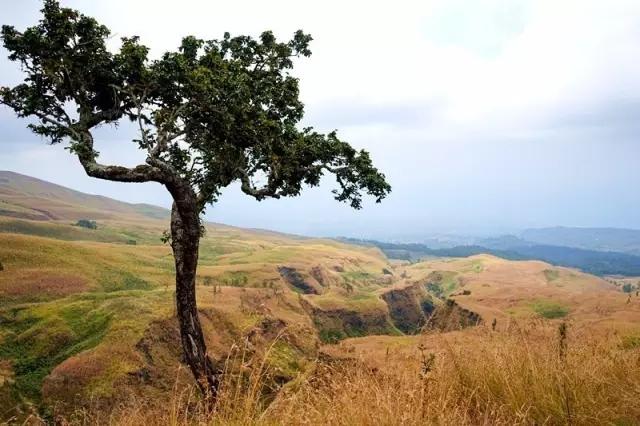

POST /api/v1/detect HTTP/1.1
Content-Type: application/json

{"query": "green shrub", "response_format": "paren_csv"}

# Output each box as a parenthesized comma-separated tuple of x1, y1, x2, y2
(75, 219, 97, 229)
(319, 329, 346, 343)
(426, 282, 444, 298)
(531, 300, 569, 319)
(620, 335, 640, 350)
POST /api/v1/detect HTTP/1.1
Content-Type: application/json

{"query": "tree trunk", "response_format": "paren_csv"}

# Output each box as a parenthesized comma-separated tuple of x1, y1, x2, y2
(170, 201, 221, 402)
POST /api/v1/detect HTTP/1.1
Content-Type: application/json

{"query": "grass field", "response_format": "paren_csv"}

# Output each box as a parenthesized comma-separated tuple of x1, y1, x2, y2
(72, 321, 640, 425)
(2, 172, 640, 424)
(0, 219, 393, 420)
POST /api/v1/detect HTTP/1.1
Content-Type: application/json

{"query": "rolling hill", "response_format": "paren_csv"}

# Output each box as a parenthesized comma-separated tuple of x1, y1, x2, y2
(0, 173, 639, 424)
(0, 170, 169, 222)
(0, 172, 394, 418)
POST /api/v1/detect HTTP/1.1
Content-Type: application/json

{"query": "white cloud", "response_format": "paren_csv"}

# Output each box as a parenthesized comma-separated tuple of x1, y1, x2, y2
(1, 0, 640, 237)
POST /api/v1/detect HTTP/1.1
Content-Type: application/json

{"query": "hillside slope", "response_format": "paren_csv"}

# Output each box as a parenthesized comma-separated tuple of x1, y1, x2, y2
(0, 233, 397, 417)
(0, 175, 395, 418)
(1, 174, 639, 423)
(0, 170, 169, 222)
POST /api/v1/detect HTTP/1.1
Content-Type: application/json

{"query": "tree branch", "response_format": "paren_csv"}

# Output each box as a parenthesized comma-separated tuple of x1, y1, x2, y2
(72, 124, 168, 184)
(237, 167, 280, 200)
(150, 103, 186, 158)
(0, 98, 68, 129)
(79, 161, 166, 183)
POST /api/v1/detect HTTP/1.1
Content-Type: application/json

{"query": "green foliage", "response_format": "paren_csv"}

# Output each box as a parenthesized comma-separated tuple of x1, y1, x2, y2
(0, 0, 390, 211)
(425, 271, 459, 298)
(318, 329, 347, 344)
(531, 300, 569, 319)
(222, 272, 249, 287)
(622, 283, 634, 293)
(426, 282, 444, 298)
(75, 219, 97, 230)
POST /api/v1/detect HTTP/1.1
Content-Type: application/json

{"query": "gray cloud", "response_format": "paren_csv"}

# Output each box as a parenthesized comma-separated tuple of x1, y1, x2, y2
(304, 100, 441, 130)
(1, 0, 640, 240)
(545, 97, 640, 132)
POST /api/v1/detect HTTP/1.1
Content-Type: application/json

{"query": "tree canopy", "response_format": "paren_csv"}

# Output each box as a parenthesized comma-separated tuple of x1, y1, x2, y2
(1, 0, 391, 212)
(1, 0, 391, 401)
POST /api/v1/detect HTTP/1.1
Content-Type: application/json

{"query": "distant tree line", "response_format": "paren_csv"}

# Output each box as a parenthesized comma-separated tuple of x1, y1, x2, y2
(341, 238, 640, 276)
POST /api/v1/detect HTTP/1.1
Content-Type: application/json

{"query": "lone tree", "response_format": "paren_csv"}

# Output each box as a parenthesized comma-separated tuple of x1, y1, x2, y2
(0, 1, 390, 402)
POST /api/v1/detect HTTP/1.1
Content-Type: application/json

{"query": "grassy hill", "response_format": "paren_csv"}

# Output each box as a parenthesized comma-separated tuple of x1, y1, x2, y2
(1, 173, 639, 424)
(0, 174, 396, 419)
(0, 170, 168, 222)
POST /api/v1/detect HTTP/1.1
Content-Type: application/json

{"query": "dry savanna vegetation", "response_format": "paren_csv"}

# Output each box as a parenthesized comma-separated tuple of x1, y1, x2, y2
(1, 173, 640, 425)
(73, 322, 640, 425)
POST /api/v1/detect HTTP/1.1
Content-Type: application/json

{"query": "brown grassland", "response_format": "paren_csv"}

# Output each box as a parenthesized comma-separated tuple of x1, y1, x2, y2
(1, 173, 640, 425)
(71, 321, 640, 425)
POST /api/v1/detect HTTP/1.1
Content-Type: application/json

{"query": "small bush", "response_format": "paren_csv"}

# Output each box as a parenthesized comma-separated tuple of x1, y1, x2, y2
(75, 219, 97, 229)
(620, 335, 640, 350)
(426, 282, 444, 298)
(126, 239, 137, 245)
(622, 283, 634, 293)
(531, 300, 569, 319)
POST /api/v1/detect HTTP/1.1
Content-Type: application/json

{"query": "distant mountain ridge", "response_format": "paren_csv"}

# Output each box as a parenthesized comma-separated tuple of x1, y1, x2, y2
(0, 170, 169, 221)
(4, 170, 640, 276)
(341, 235, 640, 277)
(520, 226, 640, 255)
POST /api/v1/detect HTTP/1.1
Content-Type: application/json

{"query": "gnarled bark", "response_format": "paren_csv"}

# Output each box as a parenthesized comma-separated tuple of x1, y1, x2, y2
(170, 200, 221, 402)
(71, 128, 221, 401)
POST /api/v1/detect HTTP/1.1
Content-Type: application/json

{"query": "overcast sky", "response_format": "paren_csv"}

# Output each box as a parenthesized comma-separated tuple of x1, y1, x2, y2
(1, 0, 640, 240)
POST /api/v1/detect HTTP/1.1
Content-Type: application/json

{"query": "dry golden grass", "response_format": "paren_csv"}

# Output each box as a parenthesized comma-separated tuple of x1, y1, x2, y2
(59, 321, 640, 426)
(0, 229, 390, 417)
(401, 254, 640, 332)
(5, 173, 640, 425)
